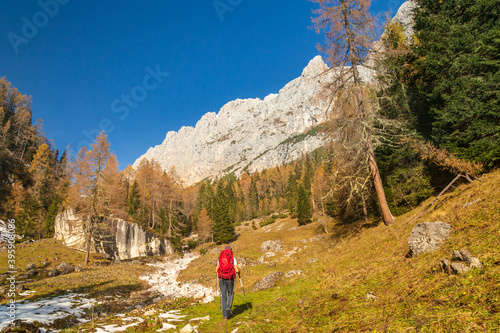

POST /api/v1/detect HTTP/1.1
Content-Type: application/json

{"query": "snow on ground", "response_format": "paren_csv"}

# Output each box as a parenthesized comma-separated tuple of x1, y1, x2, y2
(94, 317, 144, 333)
(140, 253, 216, 303)
(1, 254, 214, 331)
(0, 293, 97, 329)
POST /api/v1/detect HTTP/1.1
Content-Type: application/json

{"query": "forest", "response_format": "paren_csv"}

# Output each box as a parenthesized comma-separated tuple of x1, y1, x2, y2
(1, 0, 498, 251)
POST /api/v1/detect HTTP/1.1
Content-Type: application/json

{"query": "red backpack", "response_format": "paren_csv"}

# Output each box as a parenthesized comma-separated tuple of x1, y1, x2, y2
(218, 249, 236, 279)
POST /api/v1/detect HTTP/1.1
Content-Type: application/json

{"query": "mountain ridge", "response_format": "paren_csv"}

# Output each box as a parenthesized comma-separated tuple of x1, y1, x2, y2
(133, 1, 417, 186)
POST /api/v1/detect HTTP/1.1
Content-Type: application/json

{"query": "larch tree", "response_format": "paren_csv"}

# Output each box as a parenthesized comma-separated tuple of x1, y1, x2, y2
(68, 131, 115, 265)
(311, 0, 394, 225)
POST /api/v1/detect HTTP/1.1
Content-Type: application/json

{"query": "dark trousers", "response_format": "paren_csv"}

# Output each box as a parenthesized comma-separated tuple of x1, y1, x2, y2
(219, 278, 234, 318)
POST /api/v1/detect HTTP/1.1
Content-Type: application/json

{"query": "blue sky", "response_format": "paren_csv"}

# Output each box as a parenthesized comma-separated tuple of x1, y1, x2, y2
(0, 0, 407, 168)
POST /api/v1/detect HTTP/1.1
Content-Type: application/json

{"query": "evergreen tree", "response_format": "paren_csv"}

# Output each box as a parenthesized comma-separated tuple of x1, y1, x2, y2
(212, 180, 235, 244)
(410, 0, 500, 169)
(127, 180, 142, 220)
(297, 184, 312, 225)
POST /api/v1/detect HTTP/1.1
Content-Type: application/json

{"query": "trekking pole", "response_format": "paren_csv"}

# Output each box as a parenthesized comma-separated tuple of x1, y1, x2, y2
(237, 272, 250, 312)
(215, 274, 218, 304)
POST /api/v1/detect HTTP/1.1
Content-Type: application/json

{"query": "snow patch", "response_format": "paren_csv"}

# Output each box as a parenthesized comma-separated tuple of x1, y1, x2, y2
(140, 254, 216, 303)
(0, 293, 97, 329)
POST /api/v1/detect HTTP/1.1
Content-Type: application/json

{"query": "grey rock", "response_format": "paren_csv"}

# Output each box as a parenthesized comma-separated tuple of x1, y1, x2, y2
(307, 259, 319, 264)
(251, 272, 283, 291)
(26, 269, 37, 277)
(40, 261, 50, 268)
(48, 269, 59, 277)
(450, 262, 470, 275)
(285, 270, 303, 278)
(132, 56, 339, 187)
(439, 259, 452, 274)
(452, 250, 465, 261)
(267, 263, 276, 268)
(56, 262, 75, 275)
(392, 0, 418, 38)
(468, 257, 482, 269)
(260, 240, 283, 253)
(25, 263, 36, 270)
(440, 259, 470, 275)
(408, 222, 452, 257)
(453, 249, 482, 269)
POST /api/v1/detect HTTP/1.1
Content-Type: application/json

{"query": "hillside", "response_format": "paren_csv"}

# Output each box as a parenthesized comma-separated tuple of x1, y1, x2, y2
(1, 169, 498, 332)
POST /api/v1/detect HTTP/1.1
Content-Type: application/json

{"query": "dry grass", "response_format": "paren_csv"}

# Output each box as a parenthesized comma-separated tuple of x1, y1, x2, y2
(185, 170, 500, 332)
(0, 239, 154, 303)
(2, 170, 499, 332)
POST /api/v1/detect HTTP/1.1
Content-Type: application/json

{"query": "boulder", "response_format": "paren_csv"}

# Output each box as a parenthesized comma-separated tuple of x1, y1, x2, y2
(441, 249, 482, 274)
(408, 222, 452, 257)
(251, 272, 283, 291)
(56, 262, 75, 275)
(450, 262, 470, 275)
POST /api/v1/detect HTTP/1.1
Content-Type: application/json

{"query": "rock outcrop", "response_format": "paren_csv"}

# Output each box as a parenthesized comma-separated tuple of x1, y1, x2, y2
(55, 208, 174, 260)
(134, 57, 375, 186)
(133, 56, 331, 186)
(408, 222, 452, 257)
(439, 249, 482, 275)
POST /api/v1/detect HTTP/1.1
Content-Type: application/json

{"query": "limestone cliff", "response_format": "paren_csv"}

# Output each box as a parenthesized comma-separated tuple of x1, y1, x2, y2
(133, 1, 416, 186)
(54, 208, 174, 260)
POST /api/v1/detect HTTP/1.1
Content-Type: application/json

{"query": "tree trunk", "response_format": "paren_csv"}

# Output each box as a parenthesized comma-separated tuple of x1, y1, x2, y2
(84, 218, 91, 265)
(368, 150, 394, 225)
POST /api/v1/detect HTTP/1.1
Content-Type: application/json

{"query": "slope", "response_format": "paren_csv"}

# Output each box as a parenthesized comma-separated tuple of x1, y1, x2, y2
(177, 169, 500, 332)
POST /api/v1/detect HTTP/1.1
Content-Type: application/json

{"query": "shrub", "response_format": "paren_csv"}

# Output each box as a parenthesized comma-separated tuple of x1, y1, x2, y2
(260, 216, 276, 227)
(187, 240, 198, 250)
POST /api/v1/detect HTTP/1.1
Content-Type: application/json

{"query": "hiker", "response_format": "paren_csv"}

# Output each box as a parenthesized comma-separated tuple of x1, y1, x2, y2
(216, 245, 240, 319)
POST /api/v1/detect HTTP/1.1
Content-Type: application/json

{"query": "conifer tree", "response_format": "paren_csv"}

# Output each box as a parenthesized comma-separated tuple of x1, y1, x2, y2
(212, 180, 235, 244)
(127, 180, 142, 220)
(311, 0, 395, 225)
(297, 184, 312, 225)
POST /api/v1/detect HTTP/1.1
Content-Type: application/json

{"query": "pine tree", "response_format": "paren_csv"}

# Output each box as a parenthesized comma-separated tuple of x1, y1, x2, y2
(410, 0, 500, 168)
(212, 181, 235, 244)
(297, 184, 312, 225)
(127, 180, 142, 220)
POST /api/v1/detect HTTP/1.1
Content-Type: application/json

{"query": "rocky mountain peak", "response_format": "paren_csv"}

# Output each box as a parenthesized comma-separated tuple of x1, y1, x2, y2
(133, 1, 417, 187)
